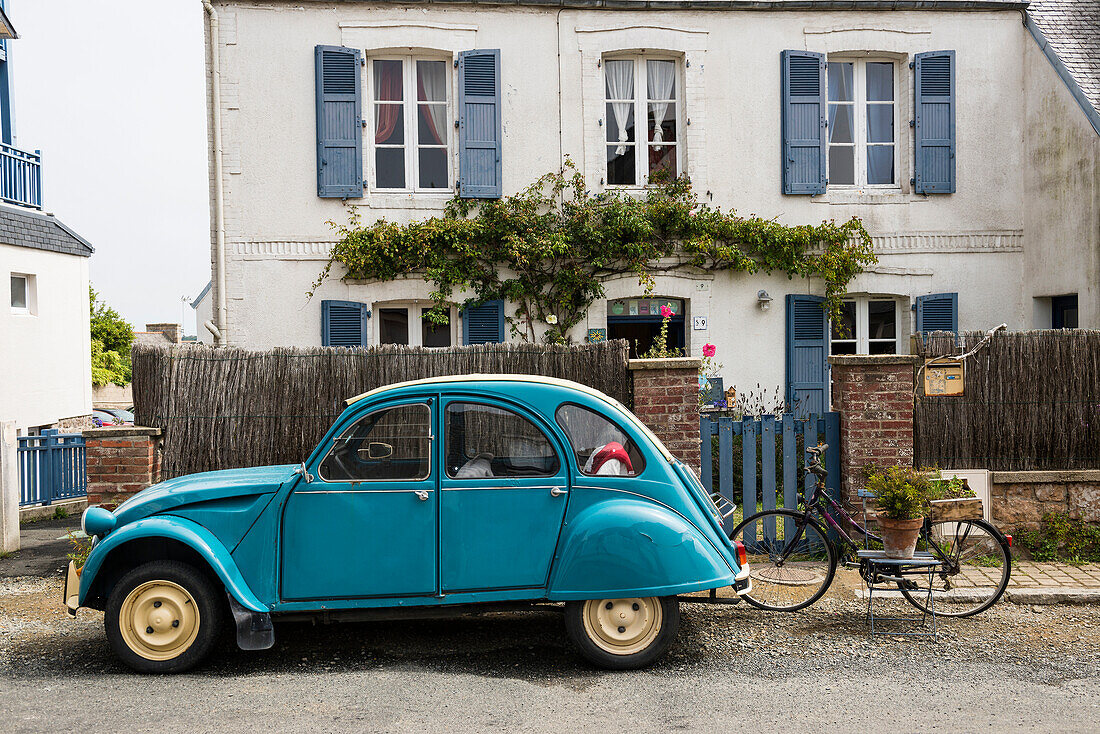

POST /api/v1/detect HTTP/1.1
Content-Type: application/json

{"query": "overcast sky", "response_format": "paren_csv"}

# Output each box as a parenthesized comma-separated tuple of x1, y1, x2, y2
(13, 0, 209, 335)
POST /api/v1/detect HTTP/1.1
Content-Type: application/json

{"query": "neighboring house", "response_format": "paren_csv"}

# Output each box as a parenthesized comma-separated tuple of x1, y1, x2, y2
(201, 0, 1100, 411)
(190, 279, 213, 344)
(0, 3, 97, 434)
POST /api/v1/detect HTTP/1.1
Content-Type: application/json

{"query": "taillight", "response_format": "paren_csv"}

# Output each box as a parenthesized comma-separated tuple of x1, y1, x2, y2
(734, 540, 747, 568)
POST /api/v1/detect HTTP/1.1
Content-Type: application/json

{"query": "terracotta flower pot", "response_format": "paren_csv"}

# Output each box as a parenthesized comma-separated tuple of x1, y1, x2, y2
(876, 514, 925, 559)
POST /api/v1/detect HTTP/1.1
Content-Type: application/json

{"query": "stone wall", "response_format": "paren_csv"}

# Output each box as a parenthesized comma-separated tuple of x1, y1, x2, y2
(828, 355, 920, 505)
(990, 470, 1100, 533)
(629, 357, 702, 471)
(83, 427, 163, 508)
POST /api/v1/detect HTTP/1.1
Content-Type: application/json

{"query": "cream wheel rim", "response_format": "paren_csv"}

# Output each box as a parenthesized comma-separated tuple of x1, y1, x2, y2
(118, 580, 200, 661)
(581, 597, 662, 655)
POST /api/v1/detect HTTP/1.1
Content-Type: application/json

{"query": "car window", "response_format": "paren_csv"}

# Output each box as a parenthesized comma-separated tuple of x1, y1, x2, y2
(445, 402, 560, 479)
(555, 403, 645, 477)
(319, 403, 431, 482)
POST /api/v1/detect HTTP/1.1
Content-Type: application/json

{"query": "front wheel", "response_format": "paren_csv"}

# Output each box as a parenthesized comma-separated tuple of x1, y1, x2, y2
(565, 596, 679, 669)
(105, 560, 224, 673)
(729, 509, 838, 611)
(900, 518, 1011, 617)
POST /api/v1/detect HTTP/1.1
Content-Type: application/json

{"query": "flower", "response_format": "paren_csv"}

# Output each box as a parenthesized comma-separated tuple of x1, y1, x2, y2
(659, 305, 673, 318)
(703, 343, 716, 358)
(546, 314, 558, 325)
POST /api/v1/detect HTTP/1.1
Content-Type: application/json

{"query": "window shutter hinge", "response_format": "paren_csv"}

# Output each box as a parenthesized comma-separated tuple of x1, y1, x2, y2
(686, 118, 691, 126)
(598, 118, 603, 126)
(454, 120, 459, 128)
(454, 59, 459, 68)
(360, 57, 366, 66)
(909, 61, 915, 69)
(909, 119, 915, 127)
(910, 177, 916, 185)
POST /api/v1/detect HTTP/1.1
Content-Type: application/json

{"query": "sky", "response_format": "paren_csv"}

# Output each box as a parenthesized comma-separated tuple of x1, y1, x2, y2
(12, 0, 209, 336)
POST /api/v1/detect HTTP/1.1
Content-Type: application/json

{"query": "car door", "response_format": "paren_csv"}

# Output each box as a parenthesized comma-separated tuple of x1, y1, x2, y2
(280, 399, 437, 601)
(439, 398, 569, 592)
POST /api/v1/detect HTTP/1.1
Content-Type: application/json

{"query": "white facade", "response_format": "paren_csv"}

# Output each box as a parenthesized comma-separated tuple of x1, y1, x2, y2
(0, 238, 93, 433)
(202, 1, 1100, 399)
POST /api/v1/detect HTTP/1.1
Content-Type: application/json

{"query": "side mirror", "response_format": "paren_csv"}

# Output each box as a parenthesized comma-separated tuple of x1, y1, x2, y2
(359, 442, 393, 460)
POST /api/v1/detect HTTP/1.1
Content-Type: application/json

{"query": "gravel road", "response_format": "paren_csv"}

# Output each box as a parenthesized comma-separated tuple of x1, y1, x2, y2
(2, 572, 1099, 733)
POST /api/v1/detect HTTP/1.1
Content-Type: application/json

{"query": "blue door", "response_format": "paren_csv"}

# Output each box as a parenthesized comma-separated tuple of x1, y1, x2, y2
(439, 399, 569, 592)
(280, 400, 437, 600)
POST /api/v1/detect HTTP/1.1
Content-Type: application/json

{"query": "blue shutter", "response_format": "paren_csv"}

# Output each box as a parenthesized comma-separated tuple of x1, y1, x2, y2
(781, 50, 826, 195)
(322, 300, 370, 346)
(915, 293, 958, 333)
(315, 45, 363, 198)
(914, 50, 955, 194)
(462, 300, 505, 344)
(458, 49, 502, 199)
(785, 294, 829, 415)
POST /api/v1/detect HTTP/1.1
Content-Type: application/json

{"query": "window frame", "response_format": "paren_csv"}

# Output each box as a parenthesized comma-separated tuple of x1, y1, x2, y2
(373, 300, 458, 348)
(317, 401, 434, 483)
(366, 54, 454, 194)
(443, 400, 562, 480)
(826, 57, 901, 190)
(830, 296, 903, 355)
(603, 54, 684, 189)
(9, 272, 33, 315)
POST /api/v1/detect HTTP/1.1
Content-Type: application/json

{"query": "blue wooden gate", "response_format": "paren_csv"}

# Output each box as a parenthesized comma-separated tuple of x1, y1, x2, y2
(699, 413, 840, 535)
(18, 429, 87, 506)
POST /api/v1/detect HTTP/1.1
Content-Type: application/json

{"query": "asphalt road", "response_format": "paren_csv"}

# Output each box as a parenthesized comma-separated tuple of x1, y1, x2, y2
(3, 572, 1099, 733)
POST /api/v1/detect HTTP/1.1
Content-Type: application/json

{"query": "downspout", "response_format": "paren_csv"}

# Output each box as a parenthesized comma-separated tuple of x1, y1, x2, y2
(203, 0, 227, 344)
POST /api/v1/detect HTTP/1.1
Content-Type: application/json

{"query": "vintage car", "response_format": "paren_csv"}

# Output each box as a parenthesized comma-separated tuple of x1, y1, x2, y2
(66, 375, 750, 672)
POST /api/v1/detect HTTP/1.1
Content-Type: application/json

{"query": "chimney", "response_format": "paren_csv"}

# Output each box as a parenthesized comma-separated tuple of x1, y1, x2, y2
(145, 323, 182, 344)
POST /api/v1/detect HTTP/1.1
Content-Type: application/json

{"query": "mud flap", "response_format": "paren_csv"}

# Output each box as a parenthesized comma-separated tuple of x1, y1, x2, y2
(227, 593, 275, 650)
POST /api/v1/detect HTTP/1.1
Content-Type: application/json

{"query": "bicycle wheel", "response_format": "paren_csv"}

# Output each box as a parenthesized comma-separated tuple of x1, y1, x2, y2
(900, 518, 1011, 617)
(729, 509, 838, 612)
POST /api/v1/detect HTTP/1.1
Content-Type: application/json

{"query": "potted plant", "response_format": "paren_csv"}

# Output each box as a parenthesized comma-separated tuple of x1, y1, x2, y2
(929, 473, 983, 522)
(865, 466, 935, 559)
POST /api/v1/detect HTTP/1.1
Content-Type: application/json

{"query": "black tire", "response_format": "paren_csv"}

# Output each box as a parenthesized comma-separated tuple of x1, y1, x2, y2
(565, 596, 679, 670)
(900, 518, 1012, 618)
(105, 560, 224, 674)
(730, 509, 838, 612)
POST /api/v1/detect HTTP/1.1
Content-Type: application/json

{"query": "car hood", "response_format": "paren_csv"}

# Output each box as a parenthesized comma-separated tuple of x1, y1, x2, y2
(112, 465, 298, 526)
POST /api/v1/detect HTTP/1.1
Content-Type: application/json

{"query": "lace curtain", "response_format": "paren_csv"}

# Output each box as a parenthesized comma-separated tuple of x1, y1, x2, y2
(605, 60, 633, 156)
(646, 60, 675, 148)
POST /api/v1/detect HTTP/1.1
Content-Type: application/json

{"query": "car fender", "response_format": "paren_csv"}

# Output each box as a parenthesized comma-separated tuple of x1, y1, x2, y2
(548, 497, 736, 600)
(79, 516, 269, 612)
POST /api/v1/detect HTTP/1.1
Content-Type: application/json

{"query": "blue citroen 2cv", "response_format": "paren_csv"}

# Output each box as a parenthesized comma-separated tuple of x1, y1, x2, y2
(66, 375, 750, 672)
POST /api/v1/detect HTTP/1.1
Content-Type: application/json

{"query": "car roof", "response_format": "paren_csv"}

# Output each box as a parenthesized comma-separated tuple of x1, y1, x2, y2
(345, 374, 674, 462)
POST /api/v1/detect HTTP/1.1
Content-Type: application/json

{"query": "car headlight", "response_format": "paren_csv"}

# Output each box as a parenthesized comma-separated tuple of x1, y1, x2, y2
(81, 506, 116, 538)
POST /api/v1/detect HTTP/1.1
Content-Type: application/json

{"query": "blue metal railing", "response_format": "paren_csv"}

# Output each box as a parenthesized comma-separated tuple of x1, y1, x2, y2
(0, 141, 42, 209)
(700, 412, 840, 534)
(18, 429, 87, 507)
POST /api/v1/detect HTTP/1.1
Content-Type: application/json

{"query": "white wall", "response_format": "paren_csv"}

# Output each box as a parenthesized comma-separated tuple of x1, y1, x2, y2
(0, 244, 92, 432)
(203, 2, 1097, 393)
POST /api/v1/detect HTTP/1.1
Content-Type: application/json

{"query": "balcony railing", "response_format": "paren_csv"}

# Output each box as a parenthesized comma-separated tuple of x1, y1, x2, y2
(0, 142, 41, 209)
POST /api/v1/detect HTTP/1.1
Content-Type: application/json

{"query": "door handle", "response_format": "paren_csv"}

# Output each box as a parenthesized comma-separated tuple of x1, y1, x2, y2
(550, 487, 568, 497)
(414, 490, 430, 501)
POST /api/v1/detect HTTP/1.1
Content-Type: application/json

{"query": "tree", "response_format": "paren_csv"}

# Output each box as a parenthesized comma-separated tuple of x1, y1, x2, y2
(90, 287, 134, 386)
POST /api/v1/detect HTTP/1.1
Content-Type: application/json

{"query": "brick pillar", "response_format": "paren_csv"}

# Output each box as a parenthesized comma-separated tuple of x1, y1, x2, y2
(629, 357, 701, 470)
(83, 427, 163, 508)
(828, 355, 920, 506)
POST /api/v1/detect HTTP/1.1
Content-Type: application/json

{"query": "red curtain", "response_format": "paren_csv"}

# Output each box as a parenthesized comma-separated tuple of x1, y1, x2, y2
(374, 65, 403, 144)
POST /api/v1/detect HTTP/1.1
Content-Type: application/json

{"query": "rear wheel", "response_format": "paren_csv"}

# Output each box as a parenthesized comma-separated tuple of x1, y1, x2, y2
(900, 518, 1011, 617)
(565, 596, 679, 669)
(105, 560, 224, 673)
(729, 509, 838, 611)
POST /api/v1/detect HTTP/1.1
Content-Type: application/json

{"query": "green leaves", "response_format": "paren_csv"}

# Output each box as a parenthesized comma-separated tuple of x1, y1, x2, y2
(866, 465, 936, 521)
(316, 164, 876, 342)
(90, 287, 133, 386)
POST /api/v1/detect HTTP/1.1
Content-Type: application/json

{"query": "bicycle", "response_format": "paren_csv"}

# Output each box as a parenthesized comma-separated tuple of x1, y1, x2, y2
(728, 444, 1012, 617)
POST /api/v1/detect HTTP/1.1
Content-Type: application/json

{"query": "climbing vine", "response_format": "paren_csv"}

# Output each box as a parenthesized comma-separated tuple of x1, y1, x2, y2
(314, 163, 876, 343)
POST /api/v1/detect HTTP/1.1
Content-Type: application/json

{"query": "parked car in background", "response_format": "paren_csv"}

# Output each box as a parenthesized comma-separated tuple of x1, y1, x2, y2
(66, 375, 749, 673)
(100, 408, 135, 426)
(91, 409, 119, 427)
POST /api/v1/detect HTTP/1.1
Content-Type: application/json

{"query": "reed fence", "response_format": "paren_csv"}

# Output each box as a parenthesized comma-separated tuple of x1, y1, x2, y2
(914, 329, 1100, 470)
(132, 341, 630, 478)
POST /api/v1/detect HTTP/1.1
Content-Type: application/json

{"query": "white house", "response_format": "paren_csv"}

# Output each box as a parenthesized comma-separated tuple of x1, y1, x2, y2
(199, 0, 1100, 412)
(0, 4, 95, 435)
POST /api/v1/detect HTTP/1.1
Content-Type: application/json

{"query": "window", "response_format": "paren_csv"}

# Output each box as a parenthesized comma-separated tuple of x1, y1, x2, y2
(445, 403, 560, 478)
(9, 273, 33, 314)
(376, 303, 455, 347)
(831, 297, 898, 355)
(320, 404, 432, 482)
(371, 57, 450, 191)
(827, 59, 897, 187)
(1052, 295, 1078, 329)
(555, 403, 645, 477)
(604, 56, 681, 186)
